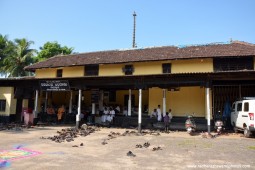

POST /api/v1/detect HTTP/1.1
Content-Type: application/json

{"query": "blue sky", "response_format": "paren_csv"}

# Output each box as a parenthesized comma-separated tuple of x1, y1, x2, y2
(1, 0, 255, 53)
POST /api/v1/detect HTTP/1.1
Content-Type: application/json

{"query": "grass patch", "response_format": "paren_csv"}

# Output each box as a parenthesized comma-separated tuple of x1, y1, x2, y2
(178, 139, 212, 148)
(203, 143, 213, 148)
(248, 146, 255, 150)
(178, 139, 197, 147)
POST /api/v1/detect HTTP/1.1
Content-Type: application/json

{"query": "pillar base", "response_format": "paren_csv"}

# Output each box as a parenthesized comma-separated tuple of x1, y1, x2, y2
(138, 123, 142, 133)
(207, 125, 211, 133)
(76, 121, 81, 129)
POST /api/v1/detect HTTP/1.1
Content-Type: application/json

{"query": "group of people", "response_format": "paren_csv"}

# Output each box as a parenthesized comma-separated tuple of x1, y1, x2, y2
(46, 105, 66, 123)
(101, 106, 116, 123)
(151, 105, 173, 132)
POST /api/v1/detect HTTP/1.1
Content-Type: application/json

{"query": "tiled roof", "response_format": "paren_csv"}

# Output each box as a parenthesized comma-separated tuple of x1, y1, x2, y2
(25, 41, 255, 71)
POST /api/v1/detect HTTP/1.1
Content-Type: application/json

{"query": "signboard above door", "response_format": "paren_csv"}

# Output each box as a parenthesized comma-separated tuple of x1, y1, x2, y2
(39, 80, 70, 91)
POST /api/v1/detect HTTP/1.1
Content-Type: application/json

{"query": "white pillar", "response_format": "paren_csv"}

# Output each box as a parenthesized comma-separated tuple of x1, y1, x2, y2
(69, 91, 73, 114)
(128, 89, 132, 116)
(33, 90, 39, 118)
(163, 89, 166, 117)
(44, 92, 48, 113)
(92, 103, 96, 115)
(76, 89, 82, 128)
(138, 89, 142, 133)
(206, 86, 211, 133)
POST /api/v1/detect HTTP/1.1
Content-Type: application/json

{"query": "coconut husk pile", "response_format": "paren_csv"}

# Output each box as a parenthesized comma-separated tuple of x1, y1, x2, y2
(40, 125, 100, 143)
(121, 130, 161, 136)
(0, 123, 28, 131)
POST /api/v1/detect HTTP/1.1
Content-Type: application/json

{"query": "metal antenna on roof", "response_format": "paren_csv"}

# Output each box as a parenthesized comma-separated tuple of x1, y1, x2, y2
(132, 11, 137, 48)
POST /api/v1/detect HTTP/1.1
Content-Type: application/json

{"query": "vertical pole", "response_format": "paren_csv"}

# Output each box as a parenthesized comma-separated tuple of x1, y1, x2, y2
(163, 89, 166, 118)
(91, 103, 96, 125)
(128, 89, 132, 116)
(92, 103, 96, 115)
(69, 91, 73, 114)
(138, 89, 142, 133)
(76, 89, 81, 128)
(34, 90, 39, 118)
(206, 85, 211, 133)
(132, 12, 137, 48)
(44, 92, 48, 113)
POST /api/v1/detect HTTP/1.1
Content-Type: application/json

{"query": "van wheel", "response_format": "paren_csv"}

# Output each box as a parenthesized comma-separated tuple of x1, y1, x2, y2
(244, 127, 251, 138)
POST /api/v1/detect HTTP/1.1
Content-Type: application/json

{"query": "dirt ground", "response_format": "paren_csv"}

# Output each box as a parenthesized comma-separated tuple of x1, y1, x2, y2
(0, 125, 254, 170)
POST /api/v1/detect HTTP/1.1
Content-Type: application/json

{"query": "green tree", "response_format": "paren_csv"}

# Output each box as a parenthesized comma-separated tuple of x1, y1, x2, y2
(3, 38, 36, 77)
(0, 34, 15, 76)
(35, 41, 73, 62)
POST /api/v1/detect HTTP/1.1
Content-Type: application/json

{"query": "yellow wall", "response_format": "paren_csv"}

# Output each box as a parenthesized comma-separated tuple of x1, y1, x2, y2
(22, 99, 28, 108)
(35, 68, 56, 78)
(0, 87, 16, 115)
(99, 62, 162, 76)
(99, 64, 124, 76)
(63, 66, 84, 77)
(40, 89, 149, 113)
(99, 59, 212, 76)
(168, 87, 205, 117)
(254, 57, 255, 70)
(36, 66, 84, 78)
(35, 58, 213, 78)
(36, 87, 210, 118)
(149, 87, 161, 113)
(133, 62, 162, 75)
(149, 86, 206, 117)
(172, 58, 213, 73)
(116, 90, 148, 109)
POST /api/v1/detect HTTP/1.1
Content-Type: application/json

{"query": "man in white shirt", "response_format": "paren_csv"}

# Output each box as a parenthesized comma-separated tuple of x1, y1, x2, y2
(151, 109, 157, 118)
(168, 109, 173, 123)
(157, 105, 162, 122)
(109, 107, 115, 122)
(102, 107, 109, 123)
(115, 105, 120, 114)
(123, 107, 128, 116)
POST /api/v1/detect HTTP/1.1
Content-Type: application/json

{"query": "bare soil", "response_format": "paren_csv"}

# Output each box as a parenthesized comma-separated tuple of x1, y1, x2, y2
(0, 125, 254, 170)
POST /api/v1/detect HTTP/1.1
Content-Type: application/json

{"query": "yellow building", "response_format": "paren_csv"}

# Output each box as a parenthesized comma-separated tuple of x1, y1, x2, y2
(1, 41, 255, 130)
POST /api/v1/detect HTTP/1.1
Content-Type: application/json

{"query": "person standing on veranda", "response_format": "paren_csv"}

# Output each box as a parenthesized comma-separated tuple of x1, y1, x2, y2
(157, 105, 162, 122)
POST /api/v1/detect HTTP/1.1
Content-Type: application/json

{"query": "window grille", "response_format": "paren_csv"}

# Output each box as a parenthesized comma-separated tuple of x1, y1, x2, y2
(213, 57, 253, 72)
(85, 65, 99, 76)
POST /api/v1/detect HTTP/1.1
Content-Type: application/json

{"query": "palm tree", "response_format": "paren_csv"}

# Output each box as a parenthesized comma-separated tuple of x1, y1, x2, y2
(0, 34, 14, 77)
(3, 38, 36, 77)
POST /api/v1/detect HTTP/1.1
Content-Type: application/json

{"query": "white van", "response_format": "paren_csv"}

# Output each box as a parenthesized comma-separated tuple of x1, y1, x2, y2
(231, 97, 255, 137)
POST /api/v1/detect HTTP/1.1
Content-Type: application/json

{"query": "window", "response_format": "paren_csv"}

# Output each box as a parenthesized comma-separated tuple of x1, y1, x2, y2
(57, 69, 63, 77)
(0, 100, 6, 112)
(162, 63, 171, 73)
(237, 103, 242, 111)
(123, 65, 134, 75)
(244, 102, 249, 112)
(85, 65, 99, 76)
(213, 57, 253, 72)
